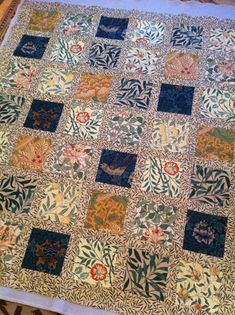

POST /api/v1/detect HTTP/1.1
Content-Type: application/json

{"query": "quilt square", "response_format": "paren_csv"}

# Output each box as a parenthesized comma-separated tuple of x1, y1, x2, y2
(201, 88, 235, 122)
(206, 57, 235, 85)
(123, 248, 169, 301)
(21, 228, 70, 276)
(0, 219, 23, 264)
(28, 9, 61, 32)
(128, 19, 165, 44)
(196, 126, 234, 162)
(59, 13, 92, 36)
(52, 144, 92, 180)
(157, 83, 194, 116)
(76, 73, 112, 103)
(72, 238, 118, 288)
(0, 60, 36, 91)
(190, 165, 231, 207)
(0, 174, 37, 214)
(164, 51, 199, 80)
(107, 112, 145, 146)
(23, 99, 63, 132)
(38, 68, 74, 96)
(0, 94, 25, 125)
(38, 182, 80, 225)
(133, 201, 177, 245)
(152, 119, 189, 153)
(124, 47, 159, 75)
(13, 35, 49, 59)
(141, 157, 183, 197)
(84, 191, 128, 234)
(96, 16, 129, 40)
(0, 131, 9, 165)
(95, 149, 137, 188)
(183, 210, 227, 258)
(64, 106, 103, 139)
(171, 24, 203, 49)
(11, 135, 51, 172)
(49, 38, 84, 65)
(88, 43, 121, 69)
(176, 260, 223, 314)
(115, 78, 153, 110)
(209, 28, 235, 54)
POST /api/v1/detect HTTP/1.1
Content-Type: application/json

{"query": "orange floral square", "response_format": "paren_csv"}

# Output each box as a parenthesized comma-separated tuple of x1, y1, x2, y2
(76, 73, 112, 103)
(28, 9, 61, 32)
(11, 135, 51, 172)
(84, 191, 128, 234)
(165, 51, 199, 80)
(196, 126, 235, 162)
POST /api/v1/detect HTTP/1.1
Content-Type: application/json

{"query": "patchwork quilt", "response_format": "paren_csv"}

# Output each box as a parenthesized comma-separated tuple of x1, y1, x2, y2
(0, 1, 234, 315)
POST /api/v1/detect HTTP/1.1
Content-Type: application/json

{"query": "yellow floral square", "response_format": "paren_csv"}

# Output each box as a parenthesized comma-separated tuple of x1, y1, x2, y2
(28, 9, 61, 32)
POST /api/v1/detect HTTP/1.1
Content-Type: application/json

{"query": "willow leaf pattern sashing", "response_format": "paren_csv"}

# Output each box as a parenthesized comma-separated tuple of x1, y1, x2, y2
(171, 24, 203, 49)
(0, 94, 25, 124)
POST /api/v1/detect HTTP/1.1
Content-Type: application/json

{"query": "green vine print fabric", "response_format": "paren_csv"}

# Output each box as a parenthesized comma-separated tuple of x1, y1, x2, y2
(49, 38, 84, 65)
(190, 165, 231, 207)
(175, 260, 223, 314)
(201, 88, 235, 122)
(0, 174, 37, 214)
(38, 182, 80, 225)
(141, 157, 183, 197)
(206, 57, 235, 84)
(107, 112, 145, 146)
(59, 13, 93, 36)
(88, 43, 121, 69)
(0, 94, 25, 124)
(128, 19, 165, 44)
(52, 144, 92, 179)
(64, 106, 103, 139)
(38, 68, 74, 95)
(123, 248, 169, 301)
(0, 219, 23, 264)
(171, 24, 203, 49)
(72, 238, 118, 288)
(133, 201, 177, 245)
(152, 119, 189, 153)
(0, 131, 9, 164)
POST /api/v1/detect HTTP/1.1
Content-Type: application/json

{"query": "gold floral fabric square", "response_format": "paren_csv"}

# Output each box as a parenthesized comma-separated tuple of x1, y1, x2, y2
(76, 73, 112, 103)
(164, 51, 199, 80)
(28, 9, 61, 32)
(11, 135, 51, 172)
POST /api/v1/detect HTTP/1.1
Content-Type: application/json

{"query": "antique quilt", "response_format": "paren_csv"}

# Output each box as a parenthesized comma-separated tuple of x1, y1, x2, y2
(0, 1, 234, 314)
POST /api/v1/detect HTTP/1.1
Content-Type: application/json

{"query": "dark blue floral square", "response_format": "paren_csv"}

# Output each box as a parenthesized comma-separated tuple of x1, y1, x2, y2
(21, 228, 70, 276)
(183, 210, 227, 258)
(24, 99, 64, 132)
(157, 84, 194, 116)
(96, 149, 137, 188)
(13, 35, 49, 59)
(96, 16, 129, 40)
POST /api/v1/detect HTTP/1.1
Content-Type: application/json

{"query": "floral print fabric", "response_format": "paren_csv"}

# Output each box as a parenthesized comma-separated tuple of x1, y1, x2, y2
(64, 106, 103, 139)
(38, 182, 80, 225)
(128, 19, 165, 44)
(96, 16, 129, 40)
(171, 24, 203, 49)
(209, 28, 235, 54)
(176, 260, 223, 314)
(73, 238, 118, 288)
(123, 248, 169, 301)
(206, 57, 235, 85)
(165, 51, 199, 80)
(0, 220, 23, 264)
(133, 201, 177, 245)
(11, 135, 51, 172)
(183, 210, 227, 258)
(76, 73, 112, 103)
(28, 9, 61, 32)
(142, 157, 183, 197)
(59, 13, 92, 36)
(196, 126, 234, 162)
(84, 191, 128, 234)
(0, 94, 25, 124)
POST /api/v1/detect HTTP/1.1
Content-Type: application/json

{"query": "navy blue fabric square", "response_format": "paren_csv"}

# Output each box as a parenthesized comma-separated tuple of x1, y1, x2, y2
(157, 84, 194, 116)
(24, 99, 63, 132)
(96, 16, 129, 40)
(21, 228, 70, 276)
(96, 149, 137, 188)
(183, 210, 227, 258)
(14, 35, 49, 59)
